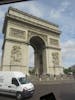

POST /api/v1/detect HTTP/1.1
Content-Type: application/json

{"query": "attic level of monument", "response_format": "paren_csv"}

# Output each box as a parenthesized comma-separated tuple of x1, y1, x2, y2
(2, 7, 63, 76)
(3, 7, 61, 35)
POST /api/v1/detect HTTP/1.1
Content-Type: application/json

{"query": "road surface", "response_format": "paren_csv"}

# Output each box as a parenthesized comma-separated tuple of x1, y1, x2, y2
(0, 80, 75, 100)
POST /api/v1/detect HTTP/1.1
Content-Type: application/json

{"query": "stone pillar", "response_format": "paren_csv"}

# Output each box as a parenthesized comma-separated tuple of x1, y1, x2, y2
(2, 40, 29, 75)
(34, 50, 44, 75)
(34, 51, 39, 75)
(42, 48, 47, 74)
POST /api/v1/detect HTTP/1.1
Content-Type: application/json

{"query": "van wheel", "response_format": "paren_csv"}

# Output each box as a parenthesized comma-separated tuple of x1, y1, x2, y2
(16, 92, 22, 100)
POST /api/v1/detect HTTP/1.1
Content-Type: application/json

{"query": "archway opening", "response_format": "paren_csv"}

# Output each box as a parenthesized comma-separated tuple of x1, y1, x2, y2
(29, 45, 34, 68)
(29, 36, 45, 75)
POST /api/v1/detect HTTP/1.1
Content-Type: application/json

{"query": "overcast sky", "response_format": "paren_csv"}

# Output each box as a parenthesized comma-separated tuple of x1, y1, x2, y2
(0, 0, 75, 67)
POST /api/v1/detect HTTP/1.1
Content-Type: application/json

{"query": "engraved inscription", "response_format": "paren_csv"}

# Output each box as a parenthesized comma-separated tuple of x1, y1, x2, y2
(9, 28, 26, 39)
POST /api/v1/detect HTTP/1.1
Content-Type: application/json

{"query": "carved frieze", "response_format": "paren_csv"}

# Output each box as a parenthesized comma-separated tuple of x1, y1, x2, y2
(9, 20, 59, 38)
(9, 28, 26, 39)
(50, 38, 59, 46)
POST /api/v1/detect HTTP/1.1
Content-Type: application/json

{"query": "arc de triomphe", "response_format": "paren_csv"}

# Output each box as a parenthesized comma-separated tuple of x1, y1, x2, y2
(1, 7, 63, 76)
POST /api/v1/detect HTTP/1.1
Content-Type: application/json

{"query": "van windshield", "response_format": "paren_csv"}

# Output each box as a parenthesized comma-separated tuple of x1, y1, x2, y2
(19, 77, 29, 84)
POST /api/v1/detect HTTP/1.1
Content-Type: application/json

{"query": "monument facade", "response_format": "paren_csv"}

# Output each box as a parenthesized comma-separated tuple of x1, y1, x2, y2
(1, 7, 63, 75)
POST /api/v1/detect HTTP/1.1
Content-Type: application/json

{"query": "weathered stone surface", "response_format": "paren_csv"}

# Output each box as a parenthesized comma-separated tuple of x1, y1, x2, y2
(2, 7, 63, 76)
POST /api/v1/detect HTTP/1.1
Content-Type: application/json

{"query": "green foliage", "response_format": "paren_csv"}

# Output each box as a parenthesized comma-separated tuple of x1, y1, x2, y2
(63, 67, 72, 75)
(63, 68, 68, 74)
(72, 69, 75, 74)
(29, 68, 35, 75)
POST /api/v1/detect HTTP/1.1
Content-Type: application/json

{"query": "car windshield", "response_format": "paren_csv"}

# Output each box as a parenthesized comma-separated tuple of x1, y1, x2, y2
(19, 77, 29, 84)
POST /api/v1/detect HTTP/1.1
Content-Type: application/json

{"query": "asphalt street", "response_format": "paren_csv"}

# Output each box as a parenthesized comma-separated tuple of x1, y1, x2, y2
(0, 81, 75, 100)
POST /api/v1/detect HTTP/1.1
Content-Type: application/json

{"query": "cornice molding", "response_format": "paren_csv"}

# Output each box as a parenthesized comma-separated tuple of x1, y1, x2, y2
(7, 19, 60, 38)
(8, 7, 59, 27)
(46, 46, 61, 50)
(5, 38, 30, 45)
(3, 7, 61, 35)
(7, 14, 61, 34)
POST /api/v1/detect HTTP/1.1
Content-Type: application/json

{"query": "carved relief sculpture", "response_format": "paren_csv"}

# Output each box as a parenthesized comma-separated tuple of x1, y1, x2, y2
(9, 28, 26, 39)
(50, 38, 59, 46)
(10, 45, 22, 65)
(52, 52, 59, 67)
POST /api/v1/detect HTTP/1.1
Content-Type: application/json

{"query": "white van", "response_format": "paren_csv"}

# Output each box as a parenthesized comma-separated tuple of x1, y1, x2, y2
(0, 71, 35, 100)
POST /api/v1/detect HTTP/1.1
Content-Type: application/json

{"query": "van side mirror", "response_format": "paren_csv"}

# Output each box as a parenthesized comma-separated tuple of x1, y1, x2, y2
(12, 78, 19, 86)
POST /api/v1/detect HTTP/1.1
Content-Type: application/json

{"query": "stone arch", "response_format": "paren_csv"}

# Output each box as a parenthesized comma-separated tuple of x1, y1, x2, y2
(28, 31, 47, 47)
(30, 36, 45, 50)
(29, 36, 46, 75)
(2, 7, 63, 76)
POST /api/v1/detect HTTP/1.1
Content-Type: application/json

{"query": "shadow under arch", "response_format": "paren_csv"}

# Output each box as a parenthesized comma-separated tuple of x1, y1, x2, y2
(29, 36, 46, 76)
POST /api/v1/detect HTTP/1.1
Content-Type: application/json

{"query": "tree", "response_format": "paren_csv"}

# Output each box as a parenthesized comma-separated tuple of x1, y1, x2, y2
(29, 68, 35, 75)
(63, 67, 72, 75)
